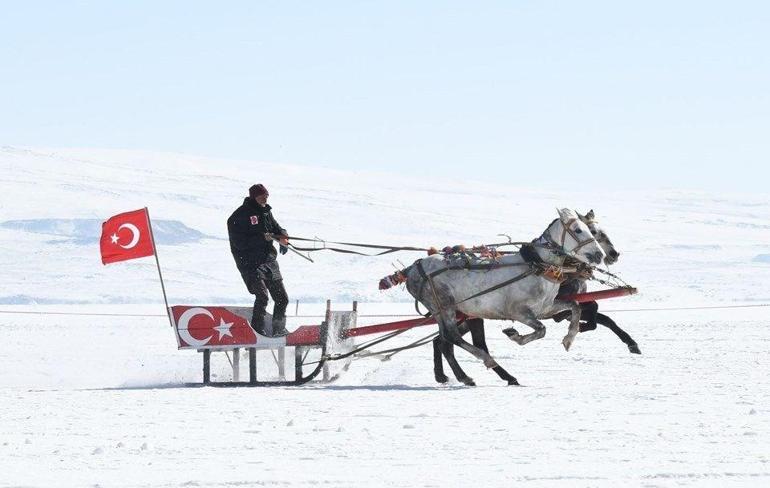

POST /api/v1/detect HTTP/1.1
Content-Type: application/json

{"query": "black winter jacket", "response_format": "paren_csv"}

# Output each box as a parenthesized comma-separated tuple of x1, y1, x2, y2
(227, 198, 288, 282)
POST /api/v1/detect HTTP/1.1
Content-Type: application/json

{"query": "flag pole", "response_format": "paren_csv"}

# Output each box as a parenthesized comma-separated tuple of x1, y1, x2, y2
(145, 207, 174, 328)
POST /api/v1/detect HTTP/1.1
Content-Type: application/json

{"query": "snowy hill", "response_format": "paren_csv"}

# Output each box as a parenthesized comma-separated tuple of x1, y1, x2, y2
(0, 218, 214, 245)
(2, 145, 769, 306)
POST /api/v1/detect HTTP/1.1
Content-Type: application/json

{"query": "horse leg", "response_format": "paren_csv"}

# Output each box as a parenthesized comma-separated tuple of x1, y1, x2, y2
(503, 307, 547, 346)
(432, 336, 448, 383)
(550, 302, 597, 332)
(562, 300, 582, 351)
(579, 301, 598, 333)
(433, 320, 471, 384)
(543, 300, 582, 351)
(506, 318, 546, 346)
(470, 319, 519, 385)
(438, 337, 476, 386)
(441, 311, 500, 370)
(417, 277, 499, 381)
(596, 312, 641, 354)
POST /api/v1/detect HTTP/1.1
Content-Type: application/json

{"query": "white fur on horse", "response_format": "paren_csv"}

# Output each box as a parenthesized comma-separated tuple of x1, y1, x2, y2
(404, 208, 605, 371)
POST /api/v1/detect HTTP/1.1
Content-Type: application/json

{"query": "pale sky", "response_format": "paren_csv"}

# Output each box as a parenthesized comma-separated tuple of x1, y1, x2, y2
(1, 1, 768, 191)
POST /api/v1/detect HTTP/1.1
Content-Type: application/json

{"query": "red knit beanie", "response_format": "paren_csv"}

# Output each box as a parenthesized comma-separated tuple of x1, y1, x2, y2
(249, 184, 269, 199)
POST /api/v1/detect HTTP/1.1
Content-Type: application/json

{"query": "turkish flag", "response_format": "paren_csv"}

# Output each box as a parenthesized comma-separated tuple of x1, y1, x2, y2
(171, 306, 258, 348)
(100, 208, 156, 264)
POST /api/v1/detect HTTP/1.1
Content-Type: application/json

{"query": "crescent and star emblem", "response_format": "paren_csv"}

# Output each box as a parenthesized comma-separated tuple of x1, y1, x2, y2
(176, 308, 235, 347)
(177, 308, 214, 347)
(109, 223, 141, 249)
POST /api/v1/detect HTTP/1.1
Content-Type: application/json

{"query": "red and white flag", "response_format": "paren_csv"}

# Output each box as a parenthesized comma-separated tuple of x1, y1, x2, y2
(100, 208, 156, 265)
(171, 306, 258, 348)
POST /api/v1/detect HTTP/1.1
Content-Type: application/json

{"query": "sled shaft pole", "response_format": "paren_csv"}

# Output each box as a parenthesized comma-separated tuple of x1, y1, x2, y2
(558, 287, 638, 303)
(344, 317, 438, 337)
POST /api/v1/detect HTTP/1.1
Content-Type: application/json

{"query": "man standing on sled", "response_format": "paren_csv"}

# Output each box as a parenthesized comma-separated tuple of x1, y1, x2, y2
(227, 184, 290, 337)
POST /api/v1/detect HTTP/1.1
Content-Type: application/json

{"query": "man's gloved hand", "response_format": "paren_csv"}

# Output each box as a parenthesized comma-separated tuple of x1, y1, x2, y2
(279, 244, 288, 255)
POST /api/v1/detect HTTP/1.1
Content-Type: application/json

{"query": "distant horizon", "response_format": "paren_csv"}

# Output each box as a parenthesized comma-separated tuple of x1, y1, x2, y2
(7, 144, 770, 198)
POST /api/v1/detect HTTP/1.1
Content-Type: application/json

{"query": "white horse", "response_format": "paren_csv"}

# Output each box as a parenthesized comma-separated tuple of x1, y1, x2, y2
(581, 209, 619, 265)
(552, 210, 640, 353)
(403, 208, 605, 385)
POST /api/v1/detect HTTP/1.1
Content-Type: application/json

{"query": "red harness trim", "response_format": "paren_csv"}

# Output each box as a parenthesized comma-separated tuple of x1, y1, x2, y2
(558, 287, 637, 303)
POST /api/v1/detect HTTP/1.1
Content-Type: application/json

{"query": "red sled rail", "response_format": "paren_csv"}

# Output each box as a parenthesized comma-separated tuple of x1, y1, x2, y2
(557, 286, 637, 303)
(344, 287, 638, 338)
(344, 314, 443, 338)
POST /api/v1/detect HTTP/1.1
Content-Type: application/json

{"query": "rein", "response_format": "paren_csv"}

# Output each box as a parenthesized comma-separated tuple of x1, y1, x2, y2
(276, 213, 595, 259)
(287, 236, 429, 256)
(279, 235, 531, 258)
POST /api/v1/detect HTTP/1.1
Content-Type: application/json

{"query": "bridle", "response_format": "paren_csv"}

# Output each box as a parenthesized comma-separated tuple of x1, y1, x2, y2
(541, 217, 597, 257)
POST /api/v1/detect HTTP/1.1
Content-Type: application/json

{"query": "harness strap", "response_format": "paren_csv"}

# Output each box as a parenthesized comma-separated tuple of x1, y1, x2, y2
(454, 268, 536, 305)
(416, 259, 446, 314)
(356, 330, 440, 360)
(557, 218, 596, 255)
(415, 258, 539, 308)
(414, 299, 431, 317)
(414, 262, 431, 317)
(425, 260, 530, 280)
(319, 329, 408, 363)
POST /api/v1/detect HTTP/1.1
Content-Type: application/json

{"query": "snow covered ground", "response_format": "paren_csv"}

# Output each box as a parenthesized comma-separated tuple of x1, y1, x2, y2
(2, 305, 768, 487)
(1, 147, 769, 487)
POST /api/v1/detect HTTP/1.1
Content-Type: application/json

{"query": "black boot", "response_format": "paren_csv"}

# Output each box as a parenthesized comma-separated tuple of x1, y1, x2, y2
(272, 317, 289, 336)
(251, 313, 268, 336)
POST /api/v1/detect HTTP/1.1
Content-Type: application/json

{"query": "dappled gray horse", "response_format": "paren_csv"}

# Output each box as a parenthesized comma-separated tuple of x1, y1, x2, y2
(555, 209, 640, 353)
(403, 208, 605, 386)
(432, 209, 638, 385)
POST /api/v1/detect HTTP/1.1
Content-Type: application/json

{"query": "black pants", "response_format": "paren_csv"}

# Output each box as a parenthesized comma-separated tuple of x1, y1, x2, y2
(248, 278, 289, 333)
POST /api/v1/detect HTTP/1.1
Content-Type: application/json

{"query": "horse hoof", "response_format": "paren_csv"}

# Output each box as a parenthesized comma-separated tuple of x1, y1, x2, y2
(562, 337, 573, 351)
(435, 373, 449, 384)
(461, 377, 476, 386)
(507, 378, 520, 386)
(503, 327, 521, 343)
(628, 344, 641, 354)
(502, 327, 518, 338)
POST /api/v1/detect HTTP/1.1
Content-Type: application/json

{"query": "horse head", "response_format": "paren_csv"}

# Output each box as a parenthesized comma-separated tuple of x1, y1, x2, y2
(544, 208, 605, 265)
(578, 209, 619, 265)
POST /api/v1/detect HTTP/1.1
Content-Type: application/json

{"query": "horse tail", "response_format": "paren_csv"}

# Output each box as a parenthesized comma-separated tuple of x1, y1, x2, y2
(379, 259, 432, 317)
(378, 268, 409, 290)
(378, 259, 423, 290)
